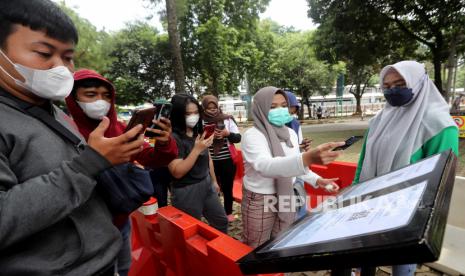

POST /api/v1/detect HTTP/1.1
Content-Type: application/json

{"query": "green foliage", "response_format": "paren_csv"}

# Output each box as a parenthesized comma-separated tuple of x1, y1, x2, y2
(308, 0, 465, 97)
(245, 21, 342, 109)
(107, 22, 173, 105)
(243, 20, 278, 94)
(60, 0, 349, 108)
(59, 3, 113, 73)
(456, 65, 465, 90)
(194, 17, 239, 95)
(178, 0, 270, 96)
(308, 0, 418, 112)
(274, 32, 340, 96)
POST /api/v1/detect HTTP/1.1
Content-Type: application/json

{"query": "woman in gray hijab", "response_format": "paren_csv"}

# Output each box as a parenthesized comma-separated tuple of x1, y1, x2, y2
(240, 86, 345, 248)
(354, 61, 458, 276)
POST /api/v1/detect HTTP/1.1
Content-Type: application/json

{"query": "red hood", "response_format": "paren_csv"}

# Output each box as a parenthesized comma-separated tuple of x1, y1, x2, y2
(66, 69, 125, 140)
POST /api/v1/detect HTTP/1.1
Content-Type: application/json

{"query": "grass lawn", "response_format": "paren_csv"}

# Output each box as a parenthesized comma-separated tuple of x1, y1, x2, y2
(237, 125, 464, 176)
(302, 129, 366, 165)
(302, 129, 464, 176)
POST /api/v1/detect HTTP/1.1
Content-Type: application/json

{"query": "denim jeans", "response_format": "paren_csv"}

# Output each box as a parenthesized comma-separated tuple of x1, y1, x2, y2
(392, 264, 416, 276)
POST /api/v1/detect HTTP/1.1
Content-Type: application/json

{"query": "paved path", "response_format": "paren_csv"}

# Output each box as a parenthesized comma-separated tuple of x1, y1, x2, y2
(300, 119, 369, 133)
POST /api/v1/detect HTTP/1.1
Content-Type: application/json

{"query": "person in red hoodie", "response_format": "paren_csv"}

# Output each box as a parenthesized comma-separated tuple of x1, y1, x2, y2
(66, 69, 178, 276)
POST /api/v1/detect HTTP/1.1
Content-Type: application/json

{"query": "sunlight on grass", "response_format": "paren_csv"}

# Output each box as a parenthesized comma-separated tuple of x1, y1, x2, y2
(238, 125, 463, 176)
(302, 129, 366, 164)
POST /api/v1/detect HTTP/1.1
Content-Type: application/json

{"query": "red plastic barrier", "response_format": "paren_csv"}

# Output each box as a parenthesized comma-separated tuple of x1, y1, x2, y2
(130, 150, 356, 275)
(130, 205, 282, 276)
(130, 198, 174, 276)
(232, 150, 245, 203)
(305, 161, 357, 208)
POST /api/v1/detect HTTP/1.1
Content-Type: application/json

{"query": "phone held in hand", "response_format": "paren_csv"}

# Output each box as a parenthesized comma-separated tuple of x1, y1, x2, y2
(145, 102, 172, 138)
(124, 107, 157, 136)
(216, 121, 225, 130)
(203, 124, 216, 139)
(332, 135, 363, 151)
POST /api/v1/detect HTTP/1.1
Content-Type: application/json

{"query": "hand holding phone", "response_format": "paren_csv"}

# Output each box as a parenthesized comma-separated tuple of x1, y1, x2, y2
(302, 141, 345, 166)
(145, 103, 172, 138)
(214, 121, 228, 139)
(125, 107, 157, 136)
(216, 122, 225, 130)
(332, 136, 363, 151)
(90, 117, 144, 165)
(146, 117, 172, 144)
(203, 124, 216, 139)
(194, 131, 214, 153)
(299, 138, 313, 152)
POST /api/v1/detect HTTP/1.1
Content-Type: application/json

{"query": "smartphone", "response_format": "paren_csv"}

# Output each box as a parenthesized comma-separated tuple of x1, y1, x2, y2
(203, 124, 216, 139)
(299, 138, 313, 151)
(145, 103, 172, 138)
(125, 107, 157, 136)
(216, 121, 225, 130)
(333, 135, 363, 151)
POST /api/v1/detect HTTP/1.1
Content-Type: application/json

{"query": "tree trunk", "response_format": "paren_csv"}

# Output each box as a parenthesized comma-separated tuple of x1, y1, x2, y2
(355, 84, 362, 115)
(433, 53, 444, 97)
(298, 97, 304, 120)
(212, 77, 219, 97)
(304, 95, 311, 119)
(166, 0, 185, 94)
(244, 72, 253, 121)
(452, 57, 458, 97)
(431, 44, 445, 99)
(445, 40, 456, 103)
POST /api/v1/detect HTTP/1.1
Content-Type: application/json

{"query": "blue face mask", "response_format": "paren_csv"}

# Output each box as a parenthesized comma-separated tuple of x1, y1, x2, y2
(383, 87, 414, 106)
(268, 107, 293, 126)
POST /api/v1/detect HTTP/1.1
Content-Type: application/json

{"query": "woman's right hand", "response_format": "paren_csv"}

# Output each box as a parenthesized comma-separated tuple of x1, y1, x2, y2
(302, 141, 345, 167)
(193, 132, 214, 153)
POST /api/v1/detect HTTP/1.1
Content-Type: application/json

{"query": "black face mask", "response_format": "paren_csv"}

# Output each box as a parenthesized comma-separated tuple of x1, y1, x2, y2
(383, 87, 414, 106)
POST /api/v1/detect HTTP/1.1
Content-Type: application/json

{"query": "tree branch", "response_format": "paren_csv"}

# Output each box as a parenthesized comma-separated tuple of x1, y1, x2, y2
(361, 74, 371, 95)
(412, 3, 438, 36)
(388, 14, 435, 48)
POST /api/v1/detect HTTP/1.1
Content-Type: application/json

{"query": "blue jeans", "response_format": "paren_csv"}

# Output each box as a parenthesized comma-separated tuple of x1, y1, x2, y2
(150, 168, 171, 207)
(294, 178, 307, 220)
(117, 221, 132, 276)
(392, 264, 416, 276)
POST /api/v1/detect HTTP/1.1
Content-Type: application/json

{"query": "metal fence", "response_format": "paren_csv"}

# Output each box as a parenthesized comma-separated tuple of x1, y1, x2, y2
(304, 103, 386, 119)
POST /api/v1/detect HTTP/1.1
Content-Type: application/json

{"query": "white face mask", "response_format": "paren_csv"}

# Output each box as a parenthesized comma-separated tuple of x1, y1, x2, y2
(77, 100, 111, 120)
(0, 50, 74, 101)
(185, 114, 199, 128)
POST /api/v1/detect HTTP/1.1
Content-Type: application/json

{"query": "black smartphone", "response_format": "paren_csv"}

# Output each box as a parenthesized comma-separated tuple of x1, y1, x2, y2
(145, 103, 172, 138)
(333, 135, 363, 151)
(125, 107, 157, 134)
(216, 121, 225, 130)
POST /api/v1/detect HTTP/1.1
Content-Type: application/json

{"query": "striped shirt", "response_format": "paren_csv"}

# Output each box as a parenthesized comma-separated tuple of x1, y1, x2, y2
(209, 139, 231, 160)
(204, 118, 240, 161)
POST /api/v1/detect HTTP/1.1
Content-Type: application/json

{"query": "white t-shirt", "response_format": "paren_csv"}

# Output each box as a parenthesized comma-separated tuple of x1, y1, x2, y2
(241, 127, 320, 194)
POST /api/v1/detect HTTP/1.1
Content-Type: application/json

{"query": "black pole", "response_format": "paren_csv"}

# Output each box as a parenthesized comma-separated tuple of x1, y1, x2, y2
(331, 268, 352, 276)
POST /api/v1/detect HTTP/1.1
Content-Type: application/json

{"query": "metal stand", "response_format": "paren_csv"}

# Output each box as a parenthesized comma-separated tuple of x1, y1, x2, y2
(360, 266, 376, 276)
(331, 268, 352, 276)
